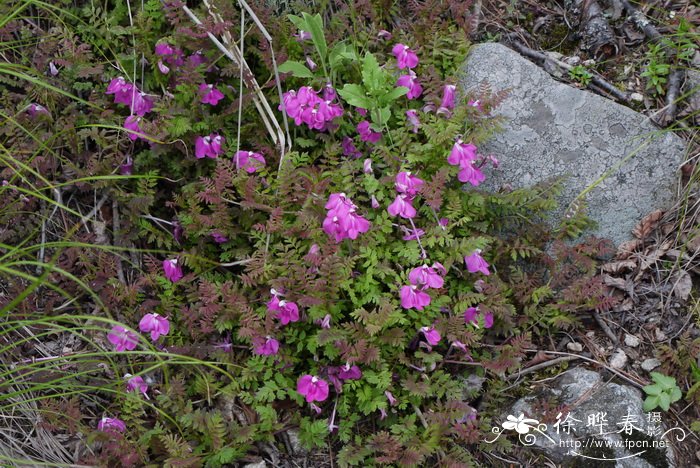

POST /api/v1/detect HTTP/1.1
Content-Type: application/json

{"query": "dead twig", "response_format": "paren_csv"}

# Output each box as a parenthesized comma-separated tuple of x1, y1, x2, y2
(620, 0, 662, 42)
(506, 354, 581, 381)
(652, 68, 685, 126)
(566, 0, 618, 58)
(593, 311, 620, 345)
(505, 36, 632, 103)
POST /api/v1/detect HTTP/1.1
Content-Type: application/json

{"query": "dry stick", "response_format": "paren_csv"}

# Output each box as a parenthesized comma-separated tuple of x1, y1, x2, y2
(592, 311, 619, 345)
(505, 354, 581, 381)
(112, 198, 126, 285)
(620, 0, 662, 42)
(506, 37, 632, 104)
(652, 68, 685, 126)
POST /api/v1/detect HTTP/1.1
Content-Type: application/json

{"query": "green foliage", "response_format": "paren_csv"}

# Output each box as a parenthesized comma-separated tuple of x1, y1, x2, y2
(568, 65, 592, 86)
(643, 372, 683, 412)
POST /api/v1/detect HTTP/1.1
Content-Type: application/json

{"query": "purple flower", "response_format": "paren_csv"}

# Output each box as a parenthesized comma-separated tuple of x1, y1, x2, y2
(385, 390, 397, 406)
(452, 340, 468, 353)
(464, 306, 494, 329)
(155, 42, 176, 57)
(49, 61, 59, 76)
(371, 195, 380, 209)
(130, 91, 154, 116)
(163, 258, 183, 282)
(317, 314, 331, 329)
(279, 86, 343, 131)
(379, 408, 388, 420)
(195, 134, 225, 159)
(356, 107, 368, 117)
(188, 51, 206, 67)
(400, 284, 431, 310)
(342, 137, 362, 158)
(199, 83, 225, 105)
(439, 218, 449, 228)
(157, 60, 169, 74)
(420, 326, 441, 346)
(107, 325, 139, 352)
(297, 375, 329, 402)
(338, 363, 362, 380)
(468, 99, 483, 111)
(119, 156, 134, 175)
(322, 193, 371, 242)
(447, 140, 478, 167)
(138, 313, 170, 341)
(26, 103, 49, 118)
(406, 110, 420, 133)
(125, 374, 149, 398)
(296, 30, 312, 41)
(395, 171, 424, 197)
(98, 417, 126, 433)
(437, 84, 456, 116)
(305, 56, 317, 71)
(253, 336, 280, 356)
(377, 30, 393, 40)
(124, 115, 143, 141)
(211, 231, 228, 243)
(234, 150, 266, 173)
(409, 263, 445, 289)
(465, 250, 490, 275)
(396, 70, 422, 99)
(276, 300, 300, 325)
(457, 160, 485, 186)
(402, 228, 425, 241)
(357, 121, 381, 143)
(106, 77, 134, 105)
(388, 194, 417, 219)
(363, 158, 373, 174)
(392, 43, 419, 69)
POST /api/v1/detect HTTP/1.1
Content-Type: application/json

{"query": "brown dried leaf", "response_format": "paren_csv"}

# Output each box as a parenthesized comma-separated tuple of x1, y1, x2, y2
(601, 260, 637, 274)
(616, 239, 643, 259)
(672, 270, 693, 301)
(603, 274, 627, 290)
(632, 210, 664, 240)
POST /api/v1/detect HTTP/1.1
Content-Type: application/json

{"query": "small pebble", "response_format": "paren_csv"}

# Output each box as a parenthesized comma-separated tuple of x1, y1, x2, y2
(641, 358, 661, 372)
(567, 342, 583, 352)
(624, 334, 640, 347)
(630, 92, 644, 102)
(655, 329, 667, 342)
(609, 348, 628, 369)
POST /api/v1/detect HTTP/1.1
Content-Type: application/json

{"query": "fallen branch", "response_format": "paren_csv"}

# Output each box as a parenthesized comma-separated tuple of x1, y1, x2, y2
(506, 354, 581, 381)
(566, 0, 618, 58)
(652, 68, 685, 126)
(620, 0, 662, 42)
(505, 36, 632, 103)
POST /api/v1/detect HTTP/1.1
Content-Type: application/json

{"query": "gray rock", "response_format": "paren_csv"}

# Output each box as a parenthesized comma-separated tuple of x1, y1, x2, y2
(499, 367, 675, 467)
(610, 348, 628, 369)
(625, 334, 641, 348)
(641, 358, 662, 372)
(461, 43, 686, 246)
(243, 462, 267, 468)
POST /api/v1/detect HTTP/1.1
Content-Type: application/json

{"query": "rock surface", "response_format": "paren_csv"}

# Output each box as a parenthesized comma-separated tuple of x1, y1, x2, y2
(461, 43, 686, 246)
(501, 367, 675, 467)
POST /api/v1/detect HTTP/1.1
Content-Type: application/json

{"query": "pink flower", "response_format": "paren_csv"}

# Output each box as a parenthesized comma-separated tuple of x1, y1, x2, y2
(465, 249, 490, 275)
(464, 306, 494, 329)
(363, 158, 373, 174)
(468, 99, 483, 111)
(120, 156, 134, 175)
(385, 390, 397, 406)
(379, 408, 388, 420)
(306, 56, 317, 71)
(392, 43, 419, 69)
(199, 83, 225, 105)
(297, 375, 329, 402)
(296, 30, 312, 41)
(396, 70, 422, 99)
(130, 91, 154, 116)
(447, 140, 478, 167)
(279, 86, 342, 131)
(124, 115, 142, 141)
(234, 150, 266, 173)
(402, 228, 424, 241)
(371, 195, 380, 209)
(211, 231, 228, 243)
(356, 108, 368, 117)
(276, 300, 300, 325)
(98, 417, 126, 433)
(106, 77, 134, 105)
(395, 171, 424, 197)
(138, 313, 170, 341)
(107, 325, 139, 352)
(400, 284, 431, 310)
(157, 60, 169, 74)
(378, 30, 393, 40)
(195, 134, 225, 159)
(323, 193, 370, 242)
(439, 218, 449, 228)
(188, 51, 206, 67)
(420, 326, 441, 346)
(437, 84, 456, 116)
(408, 263, 445, 289)
(317, 314, 331, 329)
(155, 42, 176, 57)
(452, 340, 468, 353)
(49, 61, 59, 76)
(406, 110, 421, 133)
(163, 258, 183, 282)
(357, 121, 381, 143)
(388, 194, 416, 219)
(338, 363, 362, 380)
(125, 374, 149, 398)
(267, 293, 281, 312)
(457, 160, 486, 186)
(253, 336, 280, 356)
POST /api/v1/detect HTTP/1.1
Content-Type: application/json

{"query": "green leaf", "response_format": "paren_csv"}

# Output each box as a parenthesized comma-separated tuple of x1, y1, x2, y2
(329, 42, 357, 68)
(338, 84, 372, 109)
(651, 372, 676, 389)
(361, 52, 384, 93)
(370, 106, 391, 129)
(643, 384, 663, 396)
(379, 86, 409, 105)
(669, 386, 682, 403)
(643, 395, 659, 412)
(302, 12, 327, 62)
(278, 60, 315, 78)
(287, 14, 306, 32)
(658, 392, 671, 411)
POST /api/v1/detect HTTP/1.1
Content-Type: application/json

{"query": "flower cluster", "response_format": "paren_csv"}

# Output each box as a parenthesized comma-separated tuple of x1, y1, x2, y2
(279, 86, 343, 130)
(106, 77, 154, 141)
(139, 313, 170, 340)
(125, 374, 149, 398)
(465, 249, 490, 275)
(447, 139, 485, 186)
(356, 121, 381, 143)
(198, 83, 224, 106)
(464, 306, 494, 329)
(297, 374, 329, 403)
(400, 262, 445, 310)
(253, 335, 280, 356)
(163, 258, 183, 282)
(420, 326, 441, 346)
(195, 133, 225, 159)
(392, 43, 419, 70)
(322, 193, 371, 242)
(327, 363, 362, 392)
(396, 70, 422, 100)
(387, 172, 423, 219)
